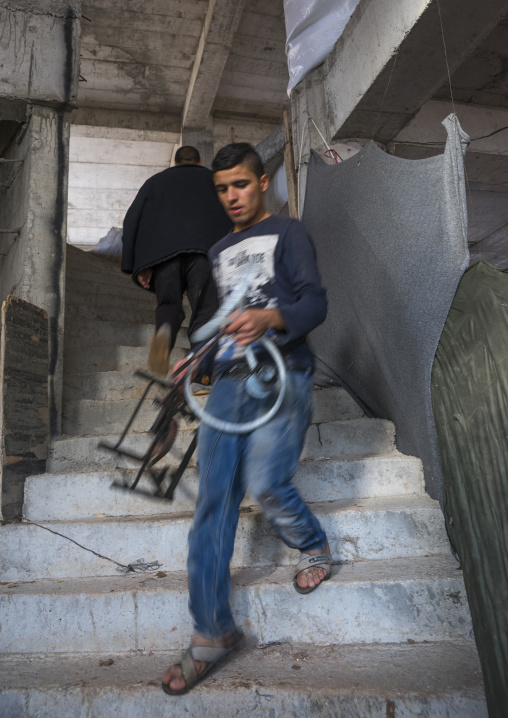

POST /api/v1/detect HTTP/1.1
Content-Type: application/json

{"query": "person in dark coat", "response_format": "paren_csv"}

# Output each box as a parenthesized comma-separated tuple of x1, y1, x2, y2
(121, 145, 232, 374)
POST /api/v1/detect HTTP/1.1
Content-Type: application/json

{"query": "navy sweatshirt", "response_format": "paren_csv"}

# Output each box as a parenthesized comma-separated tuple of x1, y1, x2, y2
(206, 215, 327, 374)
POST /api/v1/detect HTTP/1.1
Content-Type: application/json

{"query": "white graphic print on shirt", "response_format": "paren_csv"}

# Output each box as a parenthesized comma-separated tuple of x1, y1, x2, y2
(212, 234, 279, 362)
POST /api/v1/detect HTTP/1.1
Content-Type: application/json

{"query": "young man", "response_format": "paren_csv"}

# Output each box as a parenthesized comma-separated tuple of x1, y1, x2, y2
(162, 143, 331, 695)
(121, 145, 231, 375)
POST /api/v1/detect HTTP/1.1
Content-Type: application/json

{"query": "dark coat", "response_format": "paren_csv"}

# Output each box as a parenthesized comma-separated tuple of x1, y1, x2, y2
(121, 164, 231, 288)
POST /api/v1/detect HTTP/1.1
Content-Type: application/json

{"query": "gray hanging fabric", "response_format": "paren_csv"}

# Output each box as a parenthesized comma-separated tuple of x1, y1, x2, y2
(302, 114, 470, 504)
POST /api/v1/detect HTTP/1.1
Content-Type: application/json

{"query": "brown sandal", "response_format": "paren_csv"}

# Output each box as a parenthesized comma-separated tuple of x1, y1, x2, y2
(161, 631, 244, 696)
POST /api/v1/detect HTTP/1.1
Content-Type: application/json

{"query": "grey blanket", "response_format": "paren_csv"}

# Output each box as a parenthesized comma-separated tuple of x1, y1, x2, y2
(303, 115, 470, 503)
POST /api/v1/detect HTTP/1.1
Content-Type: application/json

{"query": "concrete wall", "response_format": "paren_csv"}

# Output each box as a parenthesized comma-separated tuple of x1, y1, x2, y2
(67, 126, 178, 249)
(67, 118, 279, 250)
(0, 1, 81, 106)
(213, 117, 280, 156)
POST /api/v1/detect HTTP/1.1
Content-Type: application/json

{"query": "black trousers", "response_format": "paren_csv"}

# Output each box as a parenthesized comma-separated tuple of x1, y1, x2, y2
(151, 253, 218, 348)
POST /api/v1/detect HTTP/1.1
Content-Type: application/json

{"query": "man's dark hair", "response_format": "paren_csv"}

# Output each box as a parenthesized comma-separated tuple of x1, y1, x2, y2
(175, 146, 200, 164)
(212, 143, 264, 179)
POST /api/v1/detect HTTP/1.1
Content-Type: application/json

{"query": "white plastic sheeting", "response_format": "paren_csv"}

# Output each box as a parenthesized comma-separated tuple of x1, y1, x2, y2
(284, 0, 361, 93)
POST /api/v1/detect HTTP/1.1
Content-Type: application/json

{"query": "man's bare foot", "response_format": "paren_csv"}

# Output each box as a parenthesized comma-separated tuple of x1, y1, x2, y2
(162, 632, 238, 694)
(296, 542, 331, 591)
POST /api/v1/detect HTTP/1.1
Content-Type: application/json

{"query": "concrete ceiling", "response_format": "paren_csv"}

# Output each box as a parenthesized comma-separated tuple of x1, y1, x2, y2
(75, 0, 289, 131)
(73, 0, 508, 264)
(434, 16, 508, 109)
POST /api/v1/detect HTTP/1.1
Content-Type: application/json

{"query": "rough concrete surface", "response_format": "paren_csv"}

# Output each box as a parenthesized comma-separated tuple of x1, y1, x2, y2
(2, 495, 449, 580)
(0, 556, 473, 653)
(25, 451, 424, 521)
(0, 642, 487, 717)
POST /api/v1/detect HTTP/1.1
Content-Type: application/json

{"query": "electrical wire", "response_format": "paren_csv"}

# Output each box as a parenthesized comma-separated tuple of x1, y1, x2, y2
(394, 126, 508, 148)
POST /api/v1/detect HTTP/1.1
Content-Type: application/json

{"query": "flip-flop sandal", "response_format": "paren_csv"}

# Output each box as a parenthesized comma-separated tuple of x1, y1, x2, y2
(293, 552, 332, 595)
(161, 631, 244, 696)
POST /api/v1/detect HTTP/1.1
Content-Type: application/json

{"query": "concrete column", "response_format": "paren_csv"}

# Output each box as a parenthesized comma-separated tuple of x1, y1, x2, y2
(290, 66, 332, 214)
(0, 0, 81, 435)
(0, 105, 71, 435)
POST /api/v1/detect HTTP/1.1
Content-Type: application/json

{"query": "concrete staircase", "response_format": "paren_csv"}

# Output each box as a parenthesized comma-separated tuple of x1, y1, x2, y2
(0, 246, 487, 716)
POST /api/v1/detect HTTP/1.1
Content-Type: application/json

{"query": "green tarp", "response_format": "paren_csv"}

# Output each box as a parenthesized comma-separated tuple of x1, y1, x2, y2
(432, 261, 508, 717)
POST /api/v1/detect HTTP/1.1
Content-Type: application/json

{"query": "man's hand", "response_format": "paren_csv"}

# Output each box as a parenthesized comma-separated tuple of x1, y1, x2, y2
(172, 356, 198, 383)
(137, 267, 153, 289)
(226, 308, 285, 346)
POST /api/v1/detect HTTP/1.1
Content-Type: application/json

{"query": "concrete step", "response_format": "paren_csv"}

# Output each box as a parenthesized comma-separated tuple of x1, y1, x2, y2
(49, 415, 395, 472)
(65, 269, 188, 316)
(63, 370, 157, 403)
(0, 555, 472, 653)
(66, 245, 120, 273)
(66, 289, 156, 312)
(63, 368, 192, 403)
(5, 496, 449, 581)
(60, 387, 365, 436)
(47, 425, 198, 473)
(65, 277, 153, 301)
(62, 396, 162, 435)
(66, 266, 147, 291)
(65, 320, 156, 347)
(65, 302, 158, 326)
(0, 641, 487, 717)
(62, 344, 188, 376)
(27, 453, 424, 521)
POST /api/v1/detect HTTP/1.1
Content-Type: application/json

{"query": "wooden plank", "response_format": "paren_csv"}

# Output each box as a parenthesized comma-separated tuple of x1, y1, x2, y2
(182, 0, 246, 130)
(69, 136, 174, 166)
(1, 296, 48, 520)
(283, 110, 298, 219)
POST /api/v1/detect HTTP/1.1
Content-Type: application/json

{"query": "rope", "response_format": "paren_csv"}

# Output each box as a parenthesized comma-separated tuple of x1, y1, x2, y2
(435, 0, 456, 115)
(371, 51, 398, 141)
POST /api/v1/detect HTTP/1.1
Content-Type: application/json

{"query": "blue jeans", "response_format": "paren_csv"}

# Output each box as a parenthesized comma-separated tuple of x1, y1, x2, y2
(187, 370, 328, 639)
